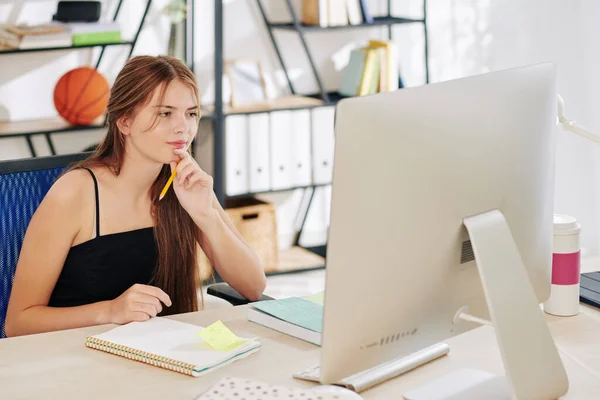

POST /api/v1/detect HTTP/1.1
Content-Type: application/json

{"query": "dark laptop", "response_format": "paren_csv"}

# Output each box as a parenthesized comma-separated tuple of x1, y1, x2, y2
(580, 272, 600, 308)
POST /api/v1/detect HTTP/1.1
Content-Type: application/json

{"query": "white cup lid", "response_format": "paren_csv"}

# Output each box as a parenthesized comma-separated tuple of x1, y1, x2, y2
(554, 214, 581, 235)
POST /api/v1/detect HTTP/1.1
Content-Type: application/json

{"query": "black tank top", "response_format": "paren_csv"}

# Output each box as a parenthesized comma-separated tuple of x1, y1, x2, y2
(48, 168, 158, 308)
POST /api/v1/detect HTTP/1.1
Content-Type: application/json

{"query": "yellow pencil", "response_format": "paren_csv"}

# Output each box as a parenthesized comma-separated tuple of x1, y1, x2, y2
(159, 172, 176, 200)
(159, 142, 192, 200)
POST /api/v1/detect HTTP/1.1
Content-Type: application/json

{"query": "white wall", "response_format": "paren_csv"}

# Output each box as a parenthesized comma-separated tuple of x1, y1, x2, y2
(2, 0, 600, 254)
(418, 0, 599, 255)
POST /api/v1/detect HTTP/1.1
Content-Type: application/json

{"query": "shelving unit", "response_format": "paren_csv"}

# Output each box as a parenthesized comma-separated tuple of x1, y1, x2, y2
(255, 0, 429, 104)
(0, 0, 153, 157)
(208, 0, 430, 276)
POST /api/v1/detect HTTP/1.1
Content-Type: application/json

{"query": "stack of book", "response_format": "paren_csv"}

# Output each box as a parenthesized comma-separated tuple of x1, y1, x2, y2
(302, 0, 372, 27)
(0, 24, 71, 49)
(247, 292, 324, 346)
(0, 21, 122, 50)
(339, 39, 400, 97)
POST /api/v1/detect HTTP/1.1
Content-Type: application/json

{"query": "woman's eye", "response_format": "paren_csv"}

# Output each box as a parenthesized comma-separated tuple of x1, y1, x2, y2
(159, 111, 171, 117)
(188, 112, 198, 118)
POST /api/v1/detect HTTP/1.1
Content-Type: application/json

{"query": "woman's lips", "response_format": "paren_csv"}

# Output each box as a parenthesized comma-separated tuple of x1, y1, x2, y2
(168, 141, 187, 149)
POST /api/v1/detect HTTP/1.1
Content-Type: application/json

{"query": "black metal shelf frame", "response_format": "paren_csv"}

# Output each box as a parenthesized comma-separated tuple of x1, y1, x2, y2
(0, 0, 153, 157)
(184, 0, 195, 73)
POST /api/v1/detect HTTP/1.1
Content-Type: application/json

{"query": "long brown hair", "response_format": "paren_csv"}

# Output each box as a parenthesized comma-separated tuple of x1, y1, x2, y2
(73, 55, 202, 314)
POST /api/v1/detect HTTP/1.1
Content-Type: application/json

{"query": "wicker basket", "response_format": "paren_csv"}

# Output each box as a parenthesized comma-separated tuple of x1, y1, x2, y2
(198, 197, 279, 280)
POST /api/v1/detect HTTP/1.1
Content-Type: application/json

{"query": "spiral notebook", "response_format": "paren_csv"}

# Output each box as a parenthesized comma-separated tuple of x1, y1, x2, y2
(85, 317, 261, 377)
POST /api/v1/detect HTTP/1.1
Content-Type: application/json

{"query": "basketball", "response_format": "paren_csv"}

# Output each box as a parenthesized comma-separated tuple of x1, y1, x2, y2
(53, 67, 110, 125)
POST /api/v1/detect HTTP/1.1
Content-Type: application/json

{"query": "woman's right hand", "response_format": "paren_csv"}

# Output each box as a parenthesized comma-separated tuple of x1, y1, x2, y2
(107, 284, 172, 324)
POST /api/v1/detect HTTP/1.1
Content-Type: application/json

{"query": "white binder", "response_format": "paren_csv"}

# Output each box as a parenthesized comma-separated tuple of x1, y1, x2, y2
(269, 110, 293, 190)
(224, 115, 249, 196)
(323, 184, 332, 225)
(311, 106, 335, 185)
(290, 109, 312, 186)
(247, 113, 271, 192)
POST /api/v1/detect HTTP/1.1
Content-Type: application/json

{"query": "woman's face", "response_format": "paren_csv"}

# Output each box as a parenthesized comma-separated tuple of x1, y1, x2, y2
(124, 79, 199, 165)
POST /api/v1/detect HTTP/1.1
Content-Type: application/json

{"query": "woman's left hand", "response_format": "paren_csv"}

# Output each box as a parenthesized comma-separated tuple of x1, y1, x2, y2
(170, 148, 215, 224)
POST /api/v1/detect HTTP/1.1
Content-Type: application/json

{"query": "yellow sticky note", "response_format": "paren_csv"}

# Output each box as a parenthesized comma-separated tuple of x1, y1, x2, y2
(196, 320, 245, 352)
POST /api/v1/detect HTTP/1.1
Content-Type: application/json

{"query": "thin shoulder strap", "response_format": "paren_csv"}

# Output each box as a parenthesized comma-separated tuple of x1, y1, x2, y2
(82, 168, 100, 238)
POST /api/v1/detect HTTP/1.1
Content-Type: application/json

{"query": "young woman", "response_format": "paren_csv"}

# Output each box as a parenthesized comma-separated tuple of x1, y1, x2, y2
(5, 55, 266, 337)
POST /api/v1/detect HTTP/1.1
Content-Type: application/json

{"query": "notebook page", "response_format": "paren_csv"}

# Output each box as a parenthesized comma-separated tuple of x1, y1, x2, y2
(90, 317, 260, 370)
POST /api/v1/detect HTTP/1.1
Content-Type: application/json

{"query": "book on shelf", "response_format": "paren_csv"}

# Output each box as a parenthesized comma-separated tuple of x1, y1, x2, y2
(85, 317, 261, 377)
(247, 293, 324, 346)
(301, 0, 369, 27)
(358, 0, 373, 23)
(339, 39, 400, 97)
(301, 0, 328, 27)
(328, 0, 349, 26)
(368, 39, 400, 92)
(72, 31, 121, 46)
(345, 0, 363, 25)
(52, 21, 120, 34)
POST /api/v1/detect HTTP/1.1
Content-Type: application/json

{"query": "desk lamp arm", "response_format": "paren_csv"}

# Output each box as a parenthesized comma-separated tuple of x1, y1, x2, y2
(557, 94, 600, 144)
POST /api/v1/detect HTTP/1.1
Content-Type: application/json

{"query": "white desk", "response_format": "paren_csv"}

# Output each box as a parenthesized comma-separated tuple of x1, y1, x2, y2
(2, 256, 600, 399)
(1, 301, 600, 399)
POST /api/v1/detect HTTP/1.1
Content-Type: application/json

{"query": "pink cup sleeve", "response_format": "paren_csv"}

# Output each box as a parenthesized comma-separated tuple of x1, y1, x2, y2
(551, 252, 580, 285)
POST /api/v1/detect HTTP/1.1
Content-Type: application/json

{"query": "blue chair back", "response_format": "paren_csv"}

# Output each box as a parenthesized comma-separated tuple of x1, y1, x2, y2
(0, 153, 90, 338)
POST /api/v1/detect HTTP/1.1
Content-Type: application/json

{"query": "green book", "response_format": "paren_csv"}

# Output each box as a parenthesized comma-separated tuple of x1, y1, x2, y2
(247, 297, 323, 345)
(339, 48, 368, 97)
(72, 31, 121, 46)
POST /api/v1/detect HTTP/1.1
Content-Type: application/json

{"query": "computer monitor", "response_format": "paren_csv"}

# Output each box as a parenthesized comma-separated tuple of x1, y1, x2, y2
(319, 63, 569, 398)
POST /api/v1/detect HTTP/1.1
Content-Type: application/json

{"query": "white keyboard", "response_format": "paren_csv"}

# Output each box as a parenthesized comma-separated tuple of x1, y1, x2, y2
(293, 364, 321, 382)
(292, 342, 451, 392)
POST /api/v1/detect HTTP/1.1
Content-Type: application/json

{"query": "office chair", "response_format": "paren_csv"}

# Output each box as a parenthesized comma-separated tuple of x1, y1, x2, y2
(0, 153, 269, 338)
(0, 153, 90, 338)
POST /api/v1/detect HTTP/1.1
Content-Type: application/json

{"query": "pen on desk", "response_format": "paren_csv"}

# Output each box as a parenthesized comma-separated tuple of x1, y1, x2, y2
(159, 141, 192, 200)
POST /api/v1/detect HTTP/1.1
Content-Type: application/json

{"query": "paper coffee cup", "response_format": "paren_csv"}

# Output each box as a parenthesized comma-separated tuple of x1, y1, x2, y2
(543, 214, 581, 316)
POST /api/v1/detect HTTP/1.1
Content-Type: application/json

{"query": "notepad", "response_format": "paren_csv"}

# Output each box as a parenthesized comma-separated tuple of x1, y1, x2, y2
(247, 297, 323, 345)
(85, 317, 261, 377)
